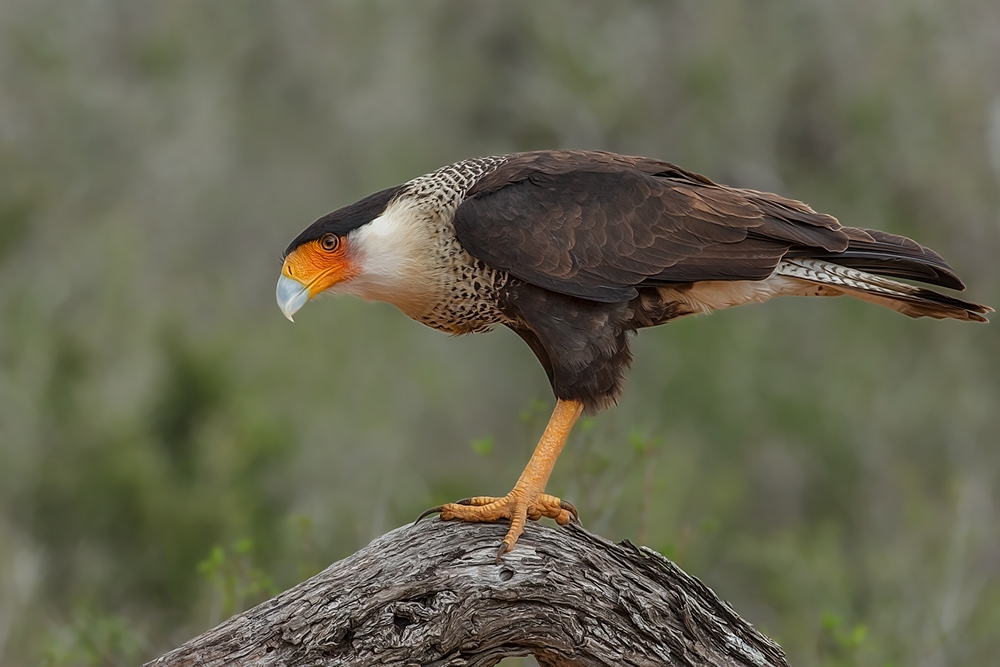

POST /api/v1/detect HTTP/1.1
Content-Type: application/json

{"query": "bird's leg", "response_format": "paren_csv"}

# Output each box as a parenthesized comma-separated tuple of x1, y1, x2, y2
(420, 398, 584, 561)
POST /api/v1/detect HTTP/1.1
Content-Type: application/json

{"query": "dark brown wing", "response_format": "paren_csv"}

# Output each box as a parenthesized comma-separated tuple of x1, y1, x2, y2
(785, 229, 966, 290)
(454, 150, 856, 303)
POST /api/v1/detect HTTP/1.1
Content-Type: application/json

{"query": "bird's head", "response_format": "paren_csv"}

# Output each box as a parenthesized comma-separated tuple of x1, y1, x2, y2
(276, 184, 427, 321)
(276, 230, 357, 321)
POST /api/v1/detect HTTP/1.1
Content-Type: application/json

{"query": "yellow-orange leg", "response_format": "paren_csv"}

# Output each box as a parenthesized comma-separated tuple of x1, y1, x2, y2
(418, 399, 584, 562)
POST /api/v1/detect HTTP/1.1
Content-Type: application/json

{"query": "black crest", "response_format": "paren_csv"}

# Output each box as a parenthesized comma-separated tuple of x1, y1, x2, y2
(283, 185, 404, 258)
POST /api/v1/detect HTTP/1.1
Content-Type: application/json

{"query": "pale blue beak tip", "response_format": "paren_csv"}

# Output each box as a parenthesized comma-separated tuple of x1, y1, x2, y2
(276, 274, 310, 322)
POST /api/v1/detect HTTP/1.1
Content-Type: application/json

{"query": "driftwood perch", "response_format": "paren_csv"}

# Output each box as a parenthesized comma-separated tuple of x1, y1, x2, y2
(147, 520, 788, 667)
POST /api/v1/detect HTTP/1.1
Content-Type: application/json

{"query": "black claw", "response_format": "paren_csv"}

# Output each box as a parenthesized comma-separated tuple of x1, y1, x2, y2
(495, 541, 510, 564)
(415, 506, 445, 524)
(560, 500, 581, 525)
(454, 498, 475, 506)
(559, 500, 580, 523)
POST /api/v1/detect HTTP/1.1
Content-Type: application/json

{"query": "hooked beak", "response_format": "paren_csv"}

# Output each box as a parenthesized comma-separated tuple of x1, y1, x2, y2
(276, 236, 357, 321)
(276, 274, 310, 322)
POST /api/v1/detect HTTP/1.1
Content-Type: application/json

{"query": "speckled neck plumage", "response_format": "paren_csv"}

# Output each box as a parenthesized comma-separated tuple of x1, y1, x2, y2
(397, 155, 517, 334)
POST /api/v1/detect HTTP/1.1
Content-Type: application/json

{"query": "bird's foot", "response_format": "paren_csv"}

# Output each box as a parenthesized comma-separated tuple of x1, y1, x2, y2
(417, 490, 578, 562)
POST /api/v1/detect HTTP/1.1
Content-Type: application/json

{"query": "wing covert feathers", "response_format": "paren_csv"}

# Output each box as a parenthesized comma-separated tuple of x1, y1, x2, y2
(455, 150, 851, 302)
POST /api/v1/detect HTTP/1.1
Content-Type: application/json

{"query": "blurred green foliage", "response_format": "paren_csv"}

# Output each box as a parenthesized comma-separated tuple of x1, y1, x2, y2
(197, 539, 277, 624)
(42, 607, 143, 667)
(0, 2, 998, 666)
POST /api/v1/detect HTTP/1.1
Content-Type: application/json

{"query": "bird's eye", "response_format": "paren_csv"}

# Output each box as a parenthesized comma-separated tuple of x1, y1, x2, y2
(320, 234, 339, 252)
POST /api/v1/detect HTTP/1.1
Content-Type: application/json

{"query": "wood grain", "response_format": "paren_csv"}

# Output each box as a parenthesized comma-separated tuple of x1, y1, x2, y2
(146, 519, 789, 667)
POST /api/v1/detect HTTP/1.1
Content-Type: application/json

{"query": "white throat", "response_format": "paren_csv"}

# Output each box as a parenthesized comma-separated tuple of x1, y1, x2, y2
(334, 198, 442, 318)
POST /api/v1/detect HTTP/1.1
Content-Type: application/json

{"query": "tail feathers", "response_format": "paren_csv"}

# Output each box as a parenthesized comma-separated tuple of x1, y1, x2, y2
(777, 258, 992, 323)
(786, 228, 965, 290)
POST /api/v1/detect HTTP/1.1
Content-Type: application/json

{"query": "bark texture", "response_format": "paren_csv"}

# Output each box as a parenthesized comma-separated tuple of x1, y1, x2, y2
(146, 520, 789, 667)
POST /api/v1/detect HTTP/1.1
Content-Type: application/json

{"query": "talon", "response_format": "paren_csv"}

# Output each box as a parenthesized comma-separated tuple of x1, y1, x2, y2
(560, 499, 580, 524)
(419, 488, 579, 560)
(415, 506, 444, 524)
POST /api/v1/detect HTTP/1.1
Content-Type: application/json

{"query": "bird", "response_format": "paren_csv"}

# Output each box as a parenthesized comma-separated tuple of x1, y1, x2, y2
(276, 150, 990, 561)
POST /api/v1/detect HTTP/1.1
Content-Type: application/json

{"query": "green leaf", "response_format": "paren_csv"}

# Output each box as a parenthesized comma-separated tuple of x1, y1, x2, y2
(470, 435, 494, 456)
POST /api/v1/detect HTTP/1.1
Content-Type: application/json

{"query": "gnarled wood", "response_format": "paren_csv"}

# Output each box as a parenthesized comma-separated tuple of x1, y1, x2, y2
(146, 520, 789, 667)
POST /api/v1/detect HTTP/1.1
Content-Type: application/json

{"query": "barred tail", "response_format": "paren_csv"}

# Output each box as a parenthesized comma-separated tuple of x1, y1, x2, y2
(777, 257, 991, 322)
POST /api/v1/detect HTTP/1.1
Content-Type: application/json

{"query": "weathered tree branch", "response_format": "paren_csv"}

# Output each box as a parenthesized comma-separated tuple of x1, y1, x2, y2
(147, 520, 788, 667)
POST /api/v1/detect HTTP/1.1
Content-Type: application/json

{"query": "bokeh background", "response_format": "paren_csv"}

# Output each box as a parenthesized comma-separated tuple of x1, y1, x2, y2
(1, 2, 998, 665)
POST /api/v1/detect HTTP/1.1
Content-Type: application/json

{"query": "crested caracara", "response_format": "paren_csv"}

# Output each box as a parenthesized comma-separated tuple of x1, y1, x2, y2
(277, 150, 990, 560)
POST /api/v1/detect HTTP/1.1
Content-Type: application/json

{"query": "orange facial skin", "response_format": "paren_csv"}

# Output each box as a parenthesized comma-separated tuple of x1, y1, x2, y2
(281, 234, 358, 297)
